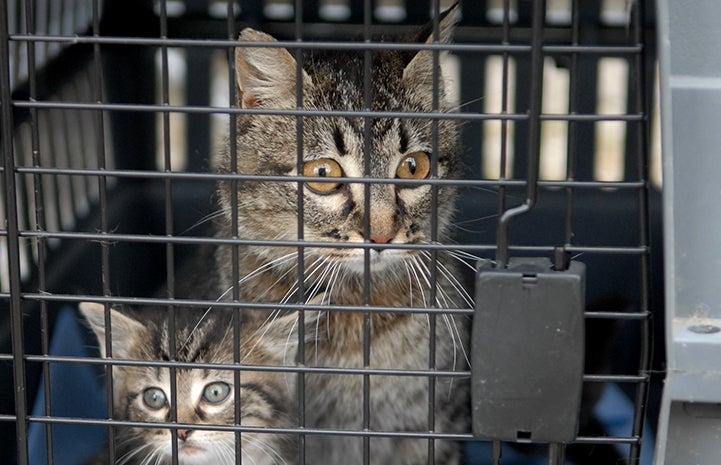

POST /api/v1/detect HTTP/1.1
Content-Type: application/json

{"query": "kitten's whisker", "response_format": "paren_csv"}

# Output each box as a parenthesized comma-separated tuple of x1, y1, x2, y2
(241, 309, 288, 362)
(180, 207, 231, 235)
(432, 256, 474, 308)
(253, 435, 289, 465)
(408, 256, 429, 308)
(444, 250, 483, 273)
(403, 261, 415, 306)
(305, 257, 335, 304)
(315, 260, 341, 361)
(256, 261, 304, 302)
(413, 253, 468, 373)
(447, 94, 488, 112)
(117, 442, 153, 465)
(197, 250, 300, 346)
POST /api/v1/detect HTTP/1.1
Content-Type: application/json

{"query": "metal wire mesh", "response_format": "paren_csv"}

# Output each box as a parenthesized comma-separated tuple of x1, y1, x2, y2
(1, 1, 659, 464)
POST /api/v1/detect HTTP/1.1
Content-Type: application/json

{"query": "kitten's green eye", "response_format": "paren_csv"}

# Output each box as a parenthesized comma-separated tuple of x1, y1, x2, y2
(303, 158, 343, 194)
(396, 151, 431, 180)
(142, 387, 168, 410)
(202, 381, 231, 404)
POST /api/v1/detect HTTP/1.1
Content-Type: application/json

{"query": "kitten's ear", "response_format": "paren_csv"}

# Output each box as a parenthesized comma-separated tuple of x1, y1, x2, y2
(402, 3, 460, 96)
(79, 302, 145, 359)
(235, 28, 313, 109)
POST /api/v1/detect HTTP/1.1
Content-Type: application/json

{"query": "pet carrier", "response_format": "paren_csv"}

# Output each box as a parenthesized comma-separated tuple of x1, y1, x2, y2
(654, 0, 721, 464)
(1, 1, 667, 465)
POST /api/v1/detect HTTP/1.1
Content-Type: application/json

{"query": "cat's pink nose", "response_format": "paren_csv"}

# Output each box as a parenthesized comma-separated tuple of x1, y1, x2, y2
(370, 233, 395, 244)
(177, 429, 191, 441)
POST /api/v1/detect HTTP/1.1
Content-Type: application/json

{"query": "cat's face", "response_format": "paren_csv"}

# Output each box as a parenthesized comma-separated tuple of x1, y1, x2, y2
(217, 8, 460, 278)
(80, 303, 304, 465)
(115, 365, 283, 465)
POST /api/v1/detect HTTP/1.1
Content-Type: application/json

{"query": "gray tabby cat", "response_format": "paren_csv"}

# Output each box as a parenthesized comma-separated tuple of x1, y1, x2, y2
(80, 302, 315, 465)
(212, 4, 472, 465)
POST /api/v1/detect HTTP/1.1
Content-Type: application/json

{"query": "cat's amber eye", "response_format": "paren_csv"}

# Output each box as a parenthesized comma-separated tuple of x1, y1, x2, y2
(202, 381, 231, 404)
(303, 158, 343, 194)
(142, 387, 168, 410)
(396, 151, 431, 180)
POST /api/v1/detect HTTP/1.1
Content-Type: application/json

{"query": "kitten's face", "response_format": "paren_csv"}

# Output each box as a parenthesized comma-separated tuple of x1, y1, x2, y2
(80, 304, 301, 465)
(117, 365, 281, 465)
(218, 11, 460, 277)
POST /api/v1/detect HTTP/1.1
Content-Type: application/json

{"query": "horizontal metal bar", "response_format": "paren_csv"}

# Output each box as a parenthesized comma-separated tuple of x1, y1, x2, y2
(13, 99, 528, 120)
(15, 230, 649, 255)
(11, 34, 528, 52)
(23, 415, 641, 444)
(12, 166, 647, 189)
(27, 414, 476, 440)
(585, 311, 651, 320)
(573, 435, 640, 445)
(583, 374, 648, 383)
(16, 229, 487, 249)
(20, 292, 478, 315)
(18, 293, 645, 319)
(23, 353, 471, 377)
(11, 99, 645, 122)
(8, 34, 643, 55)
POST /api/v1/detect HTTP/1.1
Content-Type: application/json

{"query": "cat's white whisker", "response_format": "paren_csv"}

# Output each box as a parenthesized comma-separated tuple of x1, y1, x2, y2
(408, 256, 429, 308)
(117, 442, 153, 465)
(403, 261, 415, 306)
(444, 250, 483, 273)
(181, 206, 232, 235)
(253, 434, 289, 465)
(414, 252, 469, 375)
(181, 250, 302, 351)
(239, 312, 279, 362)
(433, 257, 474, 308)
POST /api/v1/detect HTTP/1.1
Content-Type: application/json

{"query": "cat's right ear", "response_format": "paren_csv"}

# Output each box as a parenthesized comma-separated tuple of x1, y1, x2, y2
(235, 28, 313, 109)
(79, 302, 145, 359)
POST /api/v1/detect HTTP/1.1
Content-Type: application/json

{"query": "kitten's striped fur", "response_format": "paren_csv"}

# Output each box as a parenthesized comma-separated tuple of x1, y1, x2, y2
(80, 302, 312, 465)
(211, 4, 472, 464)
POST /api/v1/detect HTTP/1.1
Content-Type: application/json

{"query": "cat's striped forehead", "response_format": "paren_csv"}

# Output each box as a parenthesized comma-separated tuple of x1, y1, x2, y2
(130, 310, 235, 364)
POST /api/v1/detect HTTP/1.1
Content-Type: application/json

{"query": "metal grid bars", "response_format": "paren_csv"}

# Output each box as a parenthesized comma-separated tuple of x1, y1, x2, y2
(0, 1, 660, 465)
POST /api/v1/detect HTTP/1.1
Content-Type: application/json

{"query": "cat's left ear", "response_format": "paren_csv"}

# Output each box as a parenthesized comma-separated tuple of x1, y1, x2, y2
(402, 3, 461, 94)
(78, 302, 145, 359)
(235, 28, 313, 109)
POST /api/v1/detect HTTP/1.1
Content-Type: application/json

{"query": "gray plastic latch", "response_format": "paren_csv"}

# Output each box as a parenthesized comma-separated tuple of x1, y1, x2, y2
(471, 257, 585, 443)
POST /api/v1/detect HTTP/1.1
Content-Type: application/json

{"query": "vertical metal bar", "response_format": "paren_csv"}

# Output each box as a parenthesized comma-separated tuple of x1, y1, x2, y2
(427, 2, 441, 464)
(495, 0, 546, 268)
(226, 2, 243, 464)
(629, 0, 652, 461)
(491, 439, 502, 465)
(547, 443, 565, 465)
(294, 2, 307, 465)
(90, 2, 114, 464)
(564, 0, 581, 251)
(157, 3, 179, 465)
(362, 2, 372, 465)
(1, 1, 29, 463)
(21, 0, 52, 462)
(496, 0, 513, 218)
(160, 1, 174, 303)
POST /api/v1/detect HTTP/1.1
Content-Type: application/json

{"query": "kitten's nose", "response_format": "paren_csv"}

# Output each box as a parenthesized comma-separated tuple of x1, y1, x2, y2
(370, 232, 395, 245)
(177, 429, 192, 441)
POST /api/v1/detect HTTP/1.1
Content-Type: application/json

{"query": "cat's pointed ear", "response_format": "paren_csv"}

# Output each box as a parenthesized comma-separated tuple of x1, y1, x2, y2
(235, 28, 313, 109)
(79, 302, 145, 359)
(402, 3, 460, 96)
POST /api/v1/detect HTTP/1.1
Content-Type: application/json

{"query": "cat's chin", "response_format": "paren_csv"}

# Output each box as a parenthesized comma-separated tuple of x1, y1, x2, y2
(160, 442, 215, 465)
(340, 249, 408, 274)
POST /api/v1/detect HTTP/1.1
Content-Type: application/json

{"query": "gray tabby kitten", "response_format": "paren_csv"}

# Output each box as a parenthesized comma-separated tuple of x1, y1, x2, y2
(80, 302, 314, 465)
(213, 4, 471, 465)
